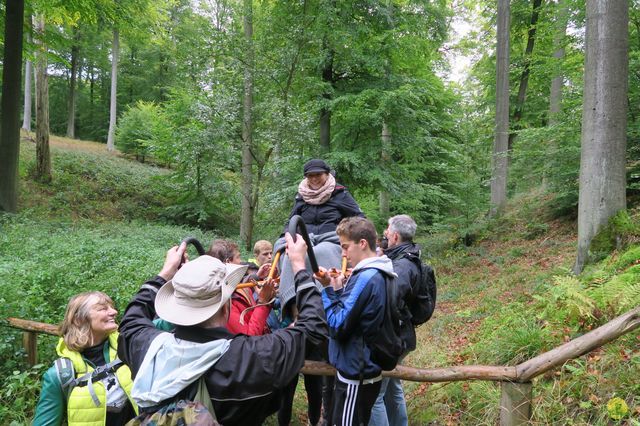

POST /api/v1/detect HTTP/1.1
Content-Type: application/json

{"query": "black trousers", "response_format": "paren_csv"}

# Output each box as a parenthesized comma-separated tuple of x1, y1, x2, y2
(330, 374, 381, 426)
(278, 373, 323, 425)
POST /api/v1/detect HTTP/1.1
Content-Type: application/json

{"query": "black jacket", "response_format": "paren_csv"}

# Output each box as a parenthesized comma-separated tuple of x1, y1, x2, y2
(283, 185, 364, 235)
(385, 242, 421, 352)
(118, 271, 328, 426)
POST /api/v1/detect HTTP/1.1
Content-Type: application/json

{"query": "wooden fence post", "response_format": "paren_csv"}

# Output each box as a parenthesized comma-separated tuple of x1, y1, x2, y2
(500, 381, 532, 426)
(23, 330, 38, 366)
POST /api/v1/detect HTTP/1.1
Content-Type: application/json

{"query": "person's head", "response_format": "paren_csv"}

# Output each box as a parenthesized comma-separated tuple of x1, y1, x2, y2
(252, 240, 273, 266)
(208, 239, 241, 264)
(155, 255, 248, 328)
(336, 217, 377, 266)
(385, 214, 417, 249)
(303, 159, 331, 190)
(60, 291, 118, 351)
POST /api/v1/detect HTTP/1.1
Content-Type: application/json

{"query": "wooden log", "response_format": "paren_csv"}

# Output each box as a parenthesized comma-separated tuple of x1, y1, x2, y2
(7, 317, 60, 335)
(499, 381, 532, 426)
(23, 331, 38, 366)
(301, 360, 518, 382)
(516, 306, 640, 382)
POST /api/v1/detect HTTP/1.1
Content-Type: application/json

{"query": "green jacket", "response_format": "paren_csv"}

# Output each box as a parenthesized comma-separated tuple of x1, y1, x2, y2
(32, 333, 136, 426)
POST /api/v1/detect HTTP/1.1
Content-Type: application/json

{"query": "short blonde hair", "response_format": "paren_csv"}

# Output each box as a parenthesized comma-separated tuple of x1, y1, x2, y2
(60, 291, 115, 352)
(253, 240, 272, 256)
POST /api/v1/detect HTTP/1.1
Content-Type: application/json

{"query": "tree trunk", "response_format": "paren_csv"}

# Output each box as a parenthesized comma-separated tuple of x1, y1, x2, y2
(0, 0, 25, 212)
(379, 121, 391, 218)
(22, 17, 32, 133)
(490, 0, 510, 216)
(66, 29, 80, 139)
(548, 0, 568, 126)
(574, 1, 628, 274)
(35, 14, 51, 183)
(240, 0, 255, 250)
(543, 0, 568, 189)
(106, 28, 119, 151)
(319, 41, 333, 153)
(507, 0, 542, 151)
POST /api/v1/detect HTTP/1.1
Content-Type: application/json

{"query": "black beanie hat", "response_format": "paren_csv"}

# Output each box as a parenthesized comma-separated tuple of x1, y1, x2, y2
(303, 159, 331, 176)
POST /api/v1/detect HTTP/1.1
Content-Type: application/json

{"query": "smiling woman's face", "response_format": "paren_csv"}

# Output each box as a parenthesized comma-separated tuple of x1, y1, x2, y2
(306, 172, 329, 190)
(88, 298, 118, 341)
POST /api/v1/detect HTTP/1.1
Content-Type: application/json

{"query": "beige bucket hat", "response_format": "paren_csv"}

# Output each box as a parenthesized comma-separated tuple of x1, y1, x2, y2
(155, 255, 248, 326)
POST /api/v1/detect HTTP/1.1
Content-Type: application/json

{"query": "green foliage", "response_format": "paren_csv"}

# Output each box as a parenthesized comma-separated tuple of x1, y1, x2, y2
(116, 101, 171, 163)
(0, 364, 47, 424)
(590, 210, 640, 258)
(534, 275, 596, 327)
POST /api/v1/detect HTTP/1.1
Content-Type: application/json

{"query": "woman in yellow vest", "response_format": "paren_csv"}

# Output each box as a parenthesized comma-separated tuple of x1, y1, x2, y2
(33, 291, 137, 426)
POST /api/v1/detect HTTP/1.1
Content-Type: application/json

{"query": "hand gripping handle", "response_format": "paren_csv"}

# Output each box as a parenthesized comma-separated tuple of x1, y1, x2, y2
(287, 215, 319, 273)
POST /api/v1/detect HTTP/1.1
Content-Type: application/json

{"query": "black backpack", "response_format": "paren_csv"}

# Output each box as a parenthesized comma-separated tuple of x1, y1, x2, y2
(403, 252, 437, 326)
(366, 271, 405, 371)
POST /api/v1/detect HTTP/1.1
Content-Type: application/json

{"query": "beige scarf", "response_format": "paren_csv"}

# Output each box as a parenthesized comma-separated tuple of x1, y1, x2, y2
(298, 173, 336, 205)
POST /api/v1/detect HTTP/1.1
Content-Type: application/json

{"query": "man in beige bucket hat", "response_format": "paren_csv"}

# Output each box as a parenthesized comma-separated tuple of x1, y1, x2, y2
(117, 233, 328, 426)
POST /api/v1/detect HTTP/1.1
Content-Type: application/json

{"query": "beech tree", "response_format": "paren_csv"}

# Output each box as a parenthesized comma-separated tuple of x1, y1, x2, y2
(508, 0, 542, 150)
(240, 0, 255, 250)
(490, 0, 510, 215)
(548, 0, 568, 126)
(34, 14, 52, 183)
(0, 0, 25, 212)
(574, 1, 629, 273)
(22, 17, 33, 133)
(66, 28, 81, 138)
(106, 27, 119, 151)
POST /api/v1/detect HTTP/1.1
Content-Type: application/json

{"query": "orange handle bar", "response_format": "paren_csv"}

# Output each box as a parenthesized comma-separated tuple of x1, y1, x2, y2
(236, 251, 282, 290)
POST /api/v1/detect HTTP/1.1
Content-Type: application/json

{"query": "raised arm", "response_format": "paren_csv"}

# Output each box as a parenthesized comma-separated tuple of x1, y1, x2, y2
(117, 243, 186, 376)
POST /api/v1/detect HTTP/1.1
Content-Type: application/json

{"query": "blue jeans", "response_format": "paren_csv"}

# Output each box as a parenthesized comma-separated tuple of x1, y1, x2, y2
(368, 377, 408, 426)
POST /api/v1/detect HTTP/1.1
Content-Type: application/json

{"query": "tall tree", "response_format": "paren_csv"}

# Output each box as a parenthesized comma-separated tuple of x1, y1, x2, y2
(508, 0, 542, 150)
(574, 1, 629, 273)
(0, 0, 25, 212)
(34, 14, 51, 183)
(548, 0, 567, 126)
(490, 0, 510, 215)
(379, 120, 391, 218)
(66, 28, 81, 138)
(106, 27, 119, 151)
(22, 17, 32, 133)
(240, 0, 255, 250)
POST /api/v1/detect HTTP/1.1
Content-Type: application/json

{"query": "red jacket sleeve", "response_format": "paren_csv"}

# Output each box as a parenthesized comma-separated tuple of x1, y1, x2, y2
(226, 289, 272, 336)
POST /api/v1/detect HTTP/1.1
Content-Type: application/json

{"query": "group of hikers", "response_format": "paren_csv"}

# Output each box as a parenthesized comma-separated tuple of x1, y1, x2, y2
(32, 159, 435, 426)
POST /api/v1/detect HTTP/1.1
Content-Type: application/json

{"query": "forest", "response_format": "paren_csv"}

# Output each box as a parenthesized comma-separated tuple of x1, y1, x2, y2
(0, 0, 639, 424)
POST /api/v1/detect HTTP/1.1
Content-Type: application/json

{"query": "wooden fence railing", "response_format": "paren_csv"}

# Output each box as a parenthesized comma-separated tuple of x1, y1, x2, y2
(6, 306, 640, 426)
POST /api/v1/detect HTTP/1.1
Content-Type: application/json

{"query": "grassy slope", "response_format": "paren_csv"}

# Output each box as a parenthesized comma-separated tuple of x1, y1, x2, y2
(2, 134, 639, 424)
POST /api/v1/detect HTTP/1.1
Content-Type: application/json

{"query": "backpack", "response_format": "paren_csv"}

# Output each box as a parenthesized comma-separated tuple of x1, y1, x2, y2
(366, 272, 405, 371)
(54, 357, 125, 405)
(402, 252, 437, 326)
(126, 377, 219, 426)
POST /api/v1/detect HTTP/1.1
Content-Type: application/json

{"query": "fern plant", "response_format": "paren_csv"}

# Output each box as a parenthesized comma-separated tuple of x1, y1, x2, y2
(535, 275, 596, 327)
(588, 270, 640, 315)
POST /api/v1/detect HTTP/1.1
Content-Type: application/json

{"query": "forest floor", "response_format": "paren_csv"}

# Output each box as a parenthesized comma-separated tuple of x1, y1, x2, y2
(22, 130, 118, 154)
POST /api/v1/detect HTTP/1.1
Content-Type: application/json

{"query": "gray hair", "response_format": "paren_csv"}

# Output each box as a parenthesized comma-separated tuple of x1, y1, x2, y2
(388, 214, 417, 242)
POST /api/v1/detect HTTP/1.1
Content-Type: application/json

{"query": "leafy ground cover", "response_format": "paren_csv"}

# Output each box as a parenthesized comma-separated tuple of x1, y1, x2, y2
(1, 137, 639, 425)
